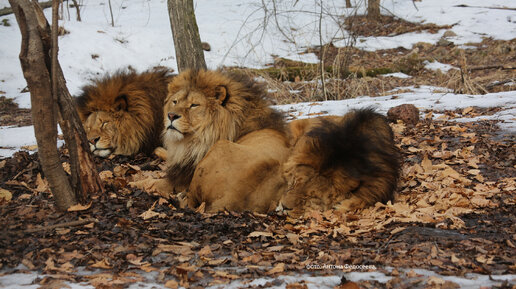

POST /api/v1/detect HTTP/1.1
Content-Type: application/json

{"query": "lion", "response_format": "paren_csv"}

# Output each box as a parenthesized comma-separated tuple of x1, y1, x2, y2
(162, 69, 400, 215)
(276, 109, 401, 216)
(76, 67, 173, 157)
(162, 69, 289, 212)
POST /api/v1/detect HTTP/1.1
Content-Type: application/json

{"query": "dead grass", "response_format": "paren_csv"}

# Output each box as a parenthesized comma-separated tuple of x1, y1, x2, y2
(344, 15, 454, 37)
(228, 36, 515, 104)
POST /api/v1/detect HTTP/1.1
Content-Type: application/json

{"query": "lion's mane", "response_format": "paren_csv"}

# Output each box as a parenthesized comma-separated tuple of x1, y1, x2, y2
(163, 69, 286, 190)
(76, 67, 173, 156)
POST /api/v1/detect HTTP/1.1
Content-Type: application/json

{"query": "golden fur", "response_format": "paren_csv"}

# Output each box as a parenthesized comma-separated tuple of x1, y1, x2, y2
(162, 70, 400, 215)
(76, 68, 173, 157)
(277, 109, 400, 216)
(162, 69, 288, 211)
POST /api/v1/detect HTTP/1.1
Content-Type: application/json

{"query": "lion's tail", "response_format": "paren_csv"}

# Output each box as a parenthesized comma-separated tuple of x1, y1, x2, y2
(308, 108, 400, 205)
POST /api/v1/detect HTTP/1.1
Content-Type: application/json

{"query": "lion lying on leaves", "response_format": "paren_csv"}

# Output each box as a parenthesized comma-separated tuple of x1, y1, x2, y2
(162, 69, 400, 215)
(76, 67, 173, 157)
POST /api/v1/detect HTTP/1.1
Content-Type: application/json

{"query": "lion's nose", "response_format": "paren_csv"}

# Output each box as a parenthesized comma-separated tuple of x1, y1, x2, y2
(168, 112, 180, 121)
(89, 137, 100, 145)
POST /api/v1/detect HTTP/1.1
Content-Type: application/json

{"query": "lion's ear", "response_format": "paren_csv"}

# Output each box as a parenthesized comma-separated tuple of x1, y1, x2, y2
(214, 85, 229, 106)
(114, 94, 128, 111)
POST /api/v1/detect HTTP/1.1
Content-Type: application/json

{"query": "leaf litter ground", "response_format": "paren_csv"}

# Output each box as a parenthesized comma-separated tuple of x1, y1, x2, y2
(0, 106, 515, 289)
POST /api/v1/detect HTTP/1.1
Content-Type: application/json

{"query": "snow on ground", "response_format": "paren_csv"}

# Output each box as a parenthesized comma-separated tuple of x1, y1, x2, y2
(424, 60, 458, 73)
(1, 0, 515, 106)
(1, 266, 515, 289)
(277, 87, 516, 132)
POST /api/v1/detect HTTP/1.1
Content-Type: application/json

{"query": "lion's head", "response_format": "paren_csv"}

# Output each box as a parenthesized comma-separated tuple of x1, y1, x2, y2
(82, 109, 130, 158)
(163, 69, 285, 190)
(76, 68, 172, 157)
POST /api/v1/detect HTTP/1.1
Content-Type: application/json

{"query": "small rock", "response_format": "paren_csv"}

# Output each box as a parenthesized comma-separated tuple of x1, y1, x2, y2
(437, 38, 454, 47)
(442, 30, 457, 38)
(387, 104, 419, 125)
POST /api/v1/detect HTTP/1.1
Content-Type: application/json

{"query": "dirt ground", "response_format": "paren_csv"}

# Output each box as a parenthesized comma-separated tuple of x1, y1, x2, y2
(0, 105, 514, 288)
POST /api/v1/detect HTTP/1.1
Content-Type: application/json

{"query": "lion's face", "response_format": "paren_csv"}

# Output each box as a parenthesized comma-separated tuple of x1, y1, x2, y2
(163, 83, 231, 146)
(83, 111, 120, 158)
(163, 89, 209, 142)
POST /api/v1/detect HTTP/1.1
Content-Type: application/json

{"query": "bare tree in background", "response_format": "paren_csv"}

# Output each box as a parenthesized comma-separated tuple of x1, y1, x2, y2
(9, 0, 104, 211)
(367, 0, 380, 19)
(168, 0, 207, 72)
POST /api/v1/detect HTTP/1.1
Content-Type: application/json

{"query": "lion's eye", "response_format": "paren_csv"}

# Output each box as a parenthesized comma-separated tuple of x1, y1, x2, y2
(190, 103, 199, 108)
(172, 100, 177, 105)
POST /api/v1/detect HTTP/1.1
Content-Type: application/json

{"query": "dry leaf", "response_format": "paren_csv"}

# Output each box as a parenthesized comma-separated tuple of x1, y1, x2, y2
(195, 202, 206, 214)
(427, 276, 445, 285)
(390, 227, 405, 235)
(35, 173, 49, 192)
(248, 231, 273, 238)
(286, 233, 300, 245)
(0, 188, 12, 202)
(198, 245, 212, 257)
(165, 280, 179, 289)
(266, 262, 285, 275)
(67, 202, 92, 212)
(421, 155, 433, 173)
(267, 245, 284, 252)
(99, 170, 114, 180)
(213, 271, 239, 279)
(62, 162, 71, 174)
(463, 107, 473, 114)
(21, 144, 38, 151)
(91, 259, 112, 269)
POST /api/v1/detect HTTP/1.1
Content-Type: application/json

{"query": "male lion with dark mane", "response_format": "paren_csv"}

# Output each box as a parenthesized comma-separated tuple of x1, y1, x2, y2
(76, 67, 173, 157)
(277, 110, 400, 216)
(162, 69, 400, 215)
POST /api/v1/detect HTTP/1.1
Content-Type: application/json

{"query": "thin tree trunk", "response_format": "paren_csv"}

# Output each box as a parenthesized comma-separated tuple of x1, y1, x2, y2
(9, 0, 103, 210)
(167, 0, 207, 72)
(71, 0, 81, 21)
(367, 0, 380, 19)
(108, 0, 114, 27)
(346, 0, 352, 8)
(9, 0, 76, 210)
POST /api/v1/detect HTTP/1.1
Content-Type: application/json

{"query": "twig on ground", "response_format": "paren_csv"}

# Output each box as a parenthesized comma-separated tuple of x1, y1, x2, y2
(468, 65, 516, 72)
(23, 218, 98, 233)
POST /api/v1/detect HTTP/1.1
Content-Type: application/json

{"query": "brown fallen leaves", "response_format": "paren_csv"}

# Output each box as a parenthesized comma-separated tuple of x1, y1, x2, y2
(0, 107, 515, 288)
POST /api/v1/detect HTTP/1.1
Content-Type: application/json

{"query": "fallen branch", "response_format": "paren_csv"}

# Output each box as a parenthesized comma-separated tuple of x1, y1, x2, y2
(23, 218, 98, 233)
(468, 65, 516, 72)
(454, 4, 516, 11)
(485, 79, 515, 90)
(0, 0, 52, 16)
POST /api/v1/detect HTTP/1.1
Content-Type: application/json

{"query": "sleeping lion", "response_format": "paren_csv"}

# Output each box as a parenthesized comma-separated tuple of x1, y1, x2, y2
(162, 69, 400, 215)
(76, 67, 174, 157)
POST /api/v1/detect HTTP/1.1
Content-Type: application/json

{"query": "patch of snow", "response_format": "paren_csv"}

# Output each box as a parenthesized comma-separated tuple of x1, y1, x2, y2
(424, 60, 458, 73)
(275, 87, 516, 132)
(381, 72, 412, 78)
(3, 267, 514, 289)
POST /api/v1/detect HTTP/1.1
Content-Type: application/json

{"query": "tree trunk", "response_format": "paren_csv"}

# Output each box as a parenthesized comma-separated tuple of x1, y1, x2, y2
(9, 0, 103, 210)
(367, 0, 380, 19)
(346, 0, 352, 8)
(167, 0, 207, 72)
